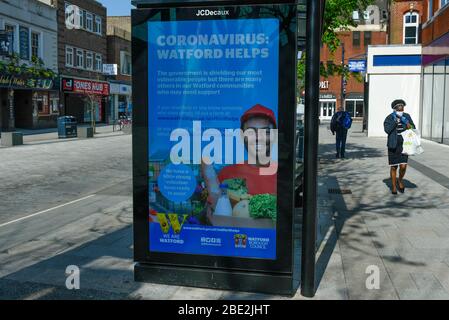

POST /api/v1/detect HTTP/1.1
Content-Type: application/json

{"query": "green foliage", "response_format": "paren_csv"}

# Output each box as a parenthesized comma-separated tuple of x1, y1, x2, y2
(322, 0, 374, 52)
(298, 0, 375, 87)
(0, 53, 56, 79)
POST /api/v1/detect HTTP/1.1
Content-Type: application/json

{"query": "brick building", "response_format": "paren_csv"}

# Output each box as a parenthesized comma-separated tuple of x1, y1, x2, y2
(107, 17, 132, 122)
(57, 0, 109, 124)
(420, 0, 449, 144)
(318, 1, 388, 121)
(319, 0, 426, 123)
(388, 0, 424, 45)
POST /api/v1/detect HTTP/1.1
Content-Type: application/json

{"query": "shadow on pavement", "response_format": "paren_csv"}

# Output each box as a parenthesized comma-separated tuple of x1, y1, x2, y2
(0, 224, 293, 300)
(382, 178, 418, 192)
(314, 136, 433, 296)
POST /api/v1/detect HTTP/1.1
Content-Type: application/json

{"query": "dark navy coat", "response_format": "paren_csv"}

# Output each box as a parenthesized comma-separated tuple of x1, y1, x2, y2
(383, 112, 415, 149)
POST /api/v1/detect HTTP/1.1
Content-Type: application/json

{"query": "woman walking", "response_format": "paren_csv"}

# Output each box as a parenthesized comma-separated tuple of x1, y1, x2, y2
(384, 99, 415, 195)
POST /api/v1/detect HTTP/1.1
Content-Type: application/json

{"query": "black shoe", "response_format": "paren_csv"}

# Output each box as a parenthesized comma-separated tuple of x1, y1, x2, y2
(392, 190, 398, 195)
(398, 181, 405, 193)
(336, 154, 340, 159)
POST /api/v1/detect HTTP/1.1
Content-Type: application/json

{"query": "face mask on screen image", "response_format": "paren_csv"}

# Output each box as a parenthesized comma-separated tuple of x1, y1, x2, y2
(396, 111, 404, 117)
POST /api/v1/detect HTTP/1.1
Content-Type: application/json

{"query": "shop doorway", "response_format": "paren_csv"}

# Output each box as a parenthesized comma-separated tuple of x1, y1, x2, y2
(319, 100, 336, 121)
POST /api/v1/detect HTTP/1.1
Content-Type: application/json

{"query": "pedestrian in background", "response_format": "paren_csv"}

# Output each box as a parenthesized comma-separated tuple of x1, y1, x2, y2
(384, 99, 415, 195)
(331, 107, 353, 159)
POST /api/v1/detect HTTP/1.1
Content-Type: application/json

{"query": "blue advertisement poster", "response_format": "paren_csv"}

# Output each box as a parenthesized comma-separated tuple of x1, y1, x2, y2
(148, 18, 279, 259)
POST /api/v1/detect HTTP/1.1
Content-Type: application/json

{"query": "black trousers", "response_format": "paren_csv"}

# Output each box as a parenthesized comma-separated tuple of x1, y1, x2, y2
(336, 129, 348, 157)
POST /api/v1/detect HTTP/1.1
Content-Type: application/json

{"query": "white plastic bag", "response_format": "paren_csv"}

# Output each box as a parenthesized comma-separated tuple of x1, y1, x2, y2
(401, 129, 424, 156)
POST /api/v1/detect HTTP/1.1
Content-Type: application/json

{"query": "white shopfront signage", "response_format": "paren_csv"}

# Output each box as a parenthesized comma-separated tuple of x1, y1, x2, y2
(110, 83, 132, 95)
(103, 64, 118, 76)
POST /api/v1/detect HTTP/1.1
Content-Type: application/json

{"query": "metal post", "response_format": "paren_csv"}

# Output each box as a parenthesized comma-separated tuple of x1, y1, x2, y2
(301, 0, 322, 298)
(8, 88, 15, 132)
(341, 43, 346, 109)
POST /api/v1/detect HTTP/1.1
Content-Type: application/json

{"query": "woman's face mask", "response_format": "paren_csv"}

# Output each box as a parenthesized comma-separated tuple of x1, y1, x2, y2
(396, 111, 404, 117)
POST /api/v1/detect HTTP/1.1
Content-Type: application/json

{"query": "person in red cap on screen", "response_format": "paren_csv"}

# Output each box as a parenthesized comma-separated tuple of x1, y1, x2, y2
(202, 104, 278, 207)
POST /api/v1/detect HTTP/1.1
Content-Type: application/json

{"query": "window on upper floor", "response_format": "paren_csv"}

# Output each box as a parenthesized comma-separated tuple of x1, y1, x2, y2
(86, 13, 93, 32)
(120, 51, 132, 76)
(86, 51, 93, 70)
(442, 0, 449, 8)
(353, 31, 361, 47)
(94, 16, 102, 35)
(95, 54, 102, 72)
(65, 46, 74, 67)
(31, 32, 40, 59)
(76, 49, 84, 68)
(429, 0, 434, 19)
(364, 31, 372, 46)
(4, 24, 16, 53)
(403, 12, 419, 44)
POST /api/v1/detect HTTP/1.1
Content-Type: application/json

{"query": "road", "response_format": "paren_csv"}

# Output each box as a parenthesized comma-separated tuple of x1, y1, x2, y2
(0, 134, 137, 298)
(0, 134, 132, 225)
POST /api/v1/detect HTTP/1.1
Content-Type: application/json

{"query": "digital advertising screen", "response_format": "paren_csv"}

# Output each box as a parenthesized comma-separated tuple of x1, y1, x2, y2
(147, 16, 280, 260)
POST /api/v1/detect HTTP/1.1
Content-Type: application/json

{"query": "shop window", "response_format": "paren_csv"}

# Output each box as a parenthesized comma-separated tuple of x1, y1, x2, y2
(403, 12, 419, 44)
(31, 32, 40, 59)
(353, 31, 360, 47)
(432, 61, 446, 143)
(34, 92, 49, 115)
(345, 100, 355, 116)
(345, 99, 364, 118)
(444, 59, 449, 145)
(50, 92, 59, 114)
(421, 65, 433, 139)
(355, 100, 364, 117)
(66, 46, 74, 67)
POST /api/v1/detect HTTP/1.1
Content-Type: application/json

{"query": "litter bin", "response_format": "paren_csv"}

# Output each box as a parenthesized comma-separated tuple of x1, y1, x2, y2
(58, 116, 77, 138)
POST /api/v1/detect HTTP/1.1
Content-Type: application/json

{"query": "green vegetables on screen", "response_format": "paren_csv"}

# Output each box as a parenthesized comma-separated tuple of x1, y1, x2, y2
(249, 194, 277, 221)
(222, 178, 248, 194)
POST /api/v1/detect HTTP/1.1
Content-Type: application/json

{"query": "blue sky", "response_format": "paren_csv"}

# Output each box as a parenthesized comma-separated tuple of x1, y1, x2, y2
(98, 0, 135, 16)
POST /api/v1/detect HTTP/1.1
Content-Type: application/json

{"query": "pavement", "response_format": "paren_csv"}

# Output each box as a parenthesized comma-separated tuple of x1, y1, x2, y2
(0, 123, 449, 300)
(316, 124, 449, 299)
(0, 124, 125, 147)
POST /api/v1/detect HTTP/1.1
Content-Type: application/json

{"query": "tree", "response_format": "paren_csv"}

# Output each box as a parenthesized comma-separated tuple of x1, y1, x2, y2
(298, 0, 375, 88)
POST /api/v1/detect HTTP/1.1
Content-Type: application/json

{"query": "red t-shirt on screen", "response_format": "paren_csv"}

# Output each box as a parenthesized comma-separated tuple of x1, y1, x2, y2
(217, 163, 277, 195)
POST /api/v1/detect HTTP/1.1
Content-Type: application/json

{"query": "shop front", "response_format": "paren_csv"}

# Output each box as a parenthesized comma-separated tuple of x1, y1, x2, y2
(0, 74, 58, 131)
(61, 77, 110, 124)
(421, 57, 449, 145)
(319, 93, 336, 121)
(344, 93, 364, 119)
(109, 82, 132, 123)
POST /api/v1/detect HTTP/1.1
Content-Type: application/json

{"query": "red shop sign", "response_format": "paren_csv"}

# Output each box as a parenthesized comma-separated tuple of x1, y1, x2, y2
(62, 78, 109, 96)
